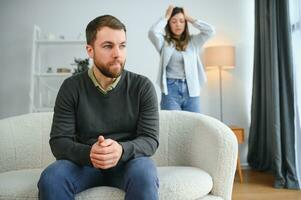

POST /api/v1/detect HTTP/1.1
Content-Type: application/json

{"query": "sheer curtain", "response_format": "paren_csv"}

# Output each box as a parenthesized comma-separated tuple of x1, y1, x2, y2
(290, 0, 301, 187)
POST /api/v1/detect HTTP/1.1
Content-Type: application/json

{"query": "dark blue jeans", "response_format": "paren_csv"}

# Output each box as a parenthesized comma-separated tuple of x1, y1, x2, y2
(38, 157, 159, 200)
(161, 78, 201, 113)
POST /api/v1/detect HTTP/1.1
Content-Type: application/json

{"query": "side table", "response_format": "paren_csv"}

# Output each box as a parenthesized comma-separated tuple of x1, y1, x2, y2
(229, 126, 245, 183)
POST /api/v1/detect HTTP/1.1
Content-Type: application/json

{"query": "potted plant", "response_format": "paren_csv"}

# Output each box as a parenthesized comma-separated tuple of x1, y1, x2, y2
(72, 58, 89, 75)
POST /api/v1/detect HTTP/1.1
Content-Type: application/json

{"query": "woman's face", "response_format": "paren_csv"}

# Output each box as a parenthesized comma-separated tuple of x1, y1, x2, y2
(169, 12, 186, 37)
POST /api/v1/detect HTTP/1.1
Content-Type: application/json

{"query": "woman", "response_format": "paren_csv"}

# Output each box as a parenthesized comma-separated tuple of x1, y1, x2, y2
(148, 5, 215, 113)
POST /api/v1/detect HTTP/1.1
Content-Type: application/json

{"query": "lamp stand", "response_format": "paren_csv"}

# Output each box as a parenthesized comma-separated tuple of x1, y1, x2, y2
(218, 66, 223, 122)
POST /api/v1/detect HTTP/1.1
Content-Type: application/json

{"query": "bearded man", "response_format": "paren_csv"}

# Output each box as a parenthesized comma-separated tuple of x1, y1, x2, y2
(38, 15, 159, 200)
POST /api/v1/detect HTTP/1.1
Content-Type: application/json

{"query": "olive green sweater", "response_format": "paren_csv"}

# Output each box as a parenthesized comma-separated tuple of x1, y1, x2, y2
(49, 70, 159, 166)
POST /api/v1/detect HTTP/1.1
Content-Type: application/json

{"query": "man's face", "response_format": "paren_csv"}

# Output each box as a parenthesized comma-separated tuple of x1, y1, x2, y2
(86, 27, 126, 78)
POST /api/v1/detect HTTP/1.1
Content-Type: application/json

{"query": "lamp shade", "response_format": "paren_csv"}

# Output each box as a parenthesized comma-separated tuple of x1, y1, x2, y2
(204, 46, 235, 69)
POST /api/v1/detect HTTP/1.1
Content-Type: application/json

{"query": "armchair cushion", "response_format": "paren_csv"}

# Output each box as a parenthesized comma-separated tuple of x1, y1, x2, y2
(0, 167, 212, 200)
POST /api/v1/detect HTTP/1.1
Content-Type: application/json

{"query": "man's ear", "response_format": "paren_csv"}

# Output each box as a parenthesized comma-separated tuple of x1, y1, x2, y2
(86, 44, 94, 59)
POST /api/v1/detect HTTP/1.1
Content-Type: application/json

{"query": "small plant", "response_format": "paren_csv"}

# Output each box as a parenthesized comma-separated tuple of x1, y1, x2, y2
(72, 58, 89, 75)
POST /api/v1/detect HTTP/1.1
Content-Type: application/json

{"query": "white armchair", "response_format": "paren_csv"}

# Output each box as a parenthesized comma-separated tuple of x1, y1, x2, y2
(0, 110, 237, 200)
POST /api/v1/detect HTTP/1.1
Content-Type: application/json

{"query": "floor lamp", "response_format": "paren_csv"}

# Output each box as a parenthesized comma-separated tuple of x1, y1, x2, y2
(203, 46, 235, 122)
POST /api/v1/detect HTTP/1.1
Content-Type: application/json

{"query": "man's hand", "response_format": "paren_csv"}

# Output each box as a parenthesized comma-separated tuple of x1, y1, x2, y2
(90, 136, 123, 169)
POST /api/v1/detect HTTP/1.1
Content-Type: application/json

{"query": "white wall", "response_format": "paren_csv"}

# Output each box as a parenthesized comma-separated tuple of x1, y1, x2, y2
(0, 0, 254, 166)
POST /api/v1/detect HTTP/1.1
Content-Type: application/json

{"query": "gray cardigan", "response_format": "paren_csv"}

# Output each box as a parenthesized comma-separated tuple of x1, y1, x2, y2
(148, 17, 215, 97)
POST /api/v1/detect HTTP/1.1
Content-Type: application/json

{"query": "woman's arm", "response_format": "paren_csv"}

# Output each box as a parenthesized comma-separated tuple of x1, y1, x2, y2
(184, 8, 215, 46)
(148, 5, 174, 52)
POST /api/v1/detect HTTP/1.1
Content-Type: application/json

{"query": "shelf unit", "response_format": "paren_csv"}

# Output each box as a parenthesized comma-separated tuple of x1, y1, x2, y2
(33, 73, 72, 77)
(29, 25, 87, 112)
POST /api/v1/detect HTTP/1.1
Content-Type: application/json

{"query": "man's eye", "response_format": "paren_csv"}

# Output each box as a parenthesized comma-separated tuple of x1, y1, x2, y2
(103, 45, 112, 49)
(120, 44, 126, 49)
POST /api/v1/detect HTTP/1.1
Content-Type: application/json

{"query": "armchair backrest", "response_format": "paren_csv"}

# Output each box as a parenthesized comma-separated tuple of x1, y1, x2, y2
(153, 110, 212, 166)
(0, 112, 54, 173)
(0, 111, 234, 171)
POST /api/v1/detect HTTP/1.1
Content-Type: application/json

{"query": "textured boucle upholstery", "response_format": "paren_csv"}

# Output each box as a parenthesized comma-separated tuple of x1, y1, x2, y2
(0, 110, 237, 200)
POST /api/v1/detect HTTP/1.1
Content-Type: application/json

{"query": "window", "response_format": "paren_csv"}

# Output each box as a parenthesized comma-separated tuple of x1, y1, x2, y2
(290, 0, 301, 187)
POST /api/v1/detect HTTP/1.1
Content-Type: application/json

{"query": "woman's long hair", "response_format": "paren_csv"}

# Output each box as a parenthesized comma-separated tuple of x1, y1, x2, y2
(165, 7, 190, 51)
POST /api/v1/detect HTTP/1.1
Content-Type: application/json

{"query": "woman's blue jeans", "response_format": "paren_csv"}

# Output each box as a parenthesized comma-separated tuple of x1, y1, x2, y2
(38, 157, 159, 200)
(161, 78, 201, 113)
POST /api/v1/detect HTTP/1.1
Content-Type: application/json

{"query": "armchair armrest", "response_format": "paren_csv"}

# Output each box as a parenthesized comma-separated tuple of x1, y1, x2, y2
(189, 114, 238, 200)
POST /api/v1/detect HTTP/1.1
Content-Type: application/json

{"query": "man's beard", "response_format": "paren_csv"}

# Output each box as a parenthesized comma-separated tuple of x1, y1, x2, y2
(94, 59, 125, 78)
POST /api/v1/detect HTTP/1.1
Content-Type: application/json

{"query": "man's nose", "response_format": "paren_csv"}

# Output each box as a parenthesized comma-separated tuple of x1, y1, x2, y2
(112, 46, 121, 57)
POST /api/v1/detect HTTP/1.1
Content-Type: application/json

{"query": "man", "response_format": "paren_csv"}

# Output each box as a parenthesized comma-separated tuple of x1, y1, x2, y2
(38, 15, 159, 200)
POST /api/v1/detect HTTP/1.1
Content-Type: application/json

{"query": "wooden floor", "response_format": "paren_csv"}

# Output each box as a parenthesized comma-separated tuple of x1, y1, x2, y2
(232, 170, 301, 200)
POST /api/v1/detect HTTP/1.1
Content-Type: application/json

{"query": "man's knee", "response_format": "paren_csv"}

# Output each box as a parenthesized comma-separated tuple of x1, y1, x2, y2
(123, 157, 159, 199)
(124, 157, 159, 188)
(38, 160, 76, 190)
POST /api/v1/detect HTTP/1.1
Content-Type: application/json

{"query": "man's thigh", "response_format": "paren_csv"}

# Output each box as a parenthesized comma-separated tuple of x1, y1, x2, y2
(39, 160, 105, 194)
(106, 157, 158, 190)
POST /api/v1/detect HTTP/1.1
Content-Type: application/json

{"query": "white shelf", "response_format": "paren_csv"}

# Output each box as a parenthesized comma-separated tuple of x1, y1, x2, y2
(34, 73, 72, 77)
(29, 25, 86, 113)
(36, 40, 86, 45)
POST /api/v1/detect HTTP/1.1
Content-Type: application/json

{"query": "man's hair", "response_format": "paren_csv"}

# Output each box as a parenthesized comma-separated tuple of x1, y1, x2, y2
(86, 15, 126, 45)
(165, 7, 190, 51)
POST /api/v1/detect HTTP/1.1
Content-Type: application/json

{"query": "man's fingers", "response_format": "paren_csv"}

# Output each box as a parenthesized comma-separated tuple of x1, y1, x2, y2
(91, 157, 117, 169)
(90, 151, 119, 161)
(90, 138, 122, 170)
(98, 135, 105, 145)
(99, 139, 114, 147)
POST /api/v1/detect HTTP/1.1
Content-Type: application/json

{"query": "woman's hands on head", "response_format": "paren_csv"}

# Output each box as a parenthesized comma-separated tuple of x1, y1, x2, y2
(165, 5, 174, 20)
(165, 6, 196, 23)
(183, 7, 196, 23)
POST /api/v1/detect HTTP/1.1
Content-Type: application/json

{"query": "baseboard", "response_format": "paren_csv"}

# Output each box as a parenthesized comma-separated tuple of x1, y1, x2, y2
(241, 162, 251, 170)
